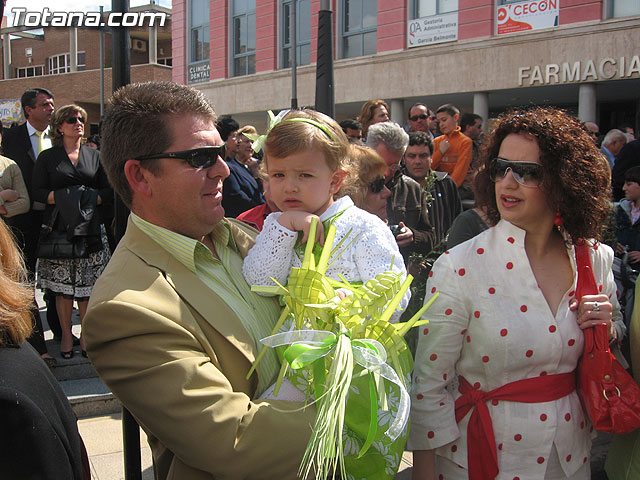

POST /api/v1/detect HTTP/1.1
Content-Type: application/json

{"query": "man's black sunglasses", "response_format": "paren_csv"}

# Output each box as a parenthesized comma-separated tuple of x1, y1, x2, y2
(409, 114, 428, 122)
(369, 176, 386, 194)
(135, 145, 227, 169)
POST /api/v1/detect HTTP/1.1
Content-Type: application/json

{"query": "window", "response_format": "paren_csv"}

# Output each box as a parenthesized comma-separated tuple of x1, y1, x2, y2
(47, 52, 86, 74)
(16, 65, 44, 78)
(232, 0, 256, 76)
(158, 57, 173, 66)
(610, 1, 640, 18)
(281, 0, 311, 68)
(190, 0, 210, 63)
(342, 0, 377, 58)
(414, 0, 458, 18)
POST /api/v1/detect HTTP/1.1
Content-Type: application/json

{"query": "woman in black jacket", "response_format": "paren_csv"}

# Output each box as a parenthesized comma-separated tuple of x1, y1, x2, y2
(32, 105, 112, 359)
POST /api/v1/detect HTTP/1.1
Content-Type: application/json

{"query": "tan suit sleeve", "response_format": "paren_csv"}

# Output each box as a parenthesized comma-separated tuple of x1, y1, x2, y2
(0, 159, 30, 217)
(85, 277, 315, 480)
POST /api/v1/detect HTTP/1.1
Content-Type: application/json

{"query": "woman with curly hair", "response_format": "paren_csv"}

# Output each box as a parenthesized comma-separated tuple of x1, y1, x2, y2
(357, 99, 390, 139)
(0, 217, 89, 479)
(409, 107, 624, 480)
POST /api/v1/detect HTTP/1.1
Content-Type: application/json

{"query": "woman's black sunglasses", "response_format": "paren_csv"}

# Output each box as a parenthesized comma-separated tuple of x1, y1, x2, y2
(369, 176, 386, 194)
(65, 116, 85, 124)
(489, 157, 544, 188)
(135, 145, 227, 169)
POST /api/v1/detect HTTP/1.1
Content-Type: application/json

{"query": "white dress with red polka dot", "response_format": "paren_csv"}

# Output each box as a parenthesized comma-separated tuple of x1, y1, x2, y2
(408, 220, 617, 479)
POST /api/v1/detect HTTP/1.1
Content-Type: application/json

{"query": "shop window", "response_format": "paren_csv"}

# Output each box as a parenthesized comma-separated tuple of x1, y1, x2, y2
(414, 0, 458, 18)
(342, 0, 377, 58)
(281, 0, 311, 68)
(190, 0, 210, 63)
(47, 52, 86, 74)
(16, 65, 44, 78)
(158, 58, 173, 66)
(233, 0, 256, 76)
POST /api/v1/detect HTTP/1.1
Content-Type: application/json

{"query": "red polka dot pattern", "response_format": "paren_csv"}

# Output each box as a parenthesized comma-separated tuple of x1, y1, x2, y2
(568, 339, 575, 346)
(417, 394, 424, 400)
(498, 443, 503, 450)
(459, 268, 466, 276)
(423, 328, 429, 335)
(466, 336, 471, 343)
(489, 287, 496, 294)
(429, 271, 434, 278)
(514, 434, 522, 441)
(520, 305, 527, 312)
(430, 354, 438, 361)
(500, 329, 508, 337)
(537, 457, 545, 464)
(526, 350, 533, 357)
(451, 445, 457, 452)
(428, 431, 434, 439)
(474, 311, 480, 318)
(431, 287, 437, 293)
(569, 290, 575, 297)
(492, 399, 499, 406)
(473, 382, 481, 389)
(461, 329, 467, 335)
(565, 413, 571, 421)
(445, 308, 453, 315)
(477, 248, 484, 254)
(482, 356, 490, 363)
(549, 325, 557, 333)
(508, 237, 515, 243)
(583, 457, 588, 463)
(540, 413, 547, 421)
(540, 371, 548, 376)
(566, 455, 572, 462)
(506, 262, 514, 270)
(443, 373, 447, 381)
(599, 284, 603, 292)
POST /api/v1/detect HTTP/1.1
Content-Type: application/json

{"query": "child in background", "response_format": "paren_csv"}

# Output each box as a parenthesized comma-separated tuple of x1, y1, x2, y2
(242, 109, 409, 317)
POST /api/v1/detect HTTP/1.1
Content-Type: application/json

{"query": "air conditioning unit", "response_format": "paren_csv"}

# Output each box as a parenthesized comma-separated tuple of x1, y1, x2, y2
(132, 39, 147, 52)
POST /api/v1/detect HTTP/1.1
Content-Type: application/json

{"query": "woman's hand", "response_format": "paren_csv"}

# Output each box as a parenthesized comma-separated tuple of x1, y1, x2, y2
(277, 211, 325, 245)
(0, 189, 19, 202)
(569, 294, 615, 340)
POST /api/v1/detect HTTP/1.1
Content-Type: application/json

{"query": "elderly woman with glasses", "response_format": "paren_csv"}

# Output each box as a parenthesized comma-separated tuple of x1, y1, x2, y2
(32, 105, 112, 359)
(409, 107, 624, 480)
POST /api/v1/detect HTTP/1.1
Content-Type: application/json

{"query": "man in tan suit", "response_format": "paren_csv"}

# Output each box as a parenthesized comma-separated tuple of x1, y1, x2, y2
(84, 81, 314, 480)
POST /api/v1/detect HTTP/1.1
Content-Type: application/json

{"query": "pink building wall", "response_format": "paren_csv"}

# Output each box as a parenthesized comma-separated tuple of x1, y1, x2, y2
(171, 0, 186, 83)
(173, 0, 609, 82)
(256, 0, 278, 72)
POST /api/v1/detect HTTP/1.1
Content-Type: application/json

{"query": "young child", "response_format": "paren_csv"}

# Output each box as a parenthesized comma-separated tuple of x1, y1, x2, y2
(242, 109, 410, 317)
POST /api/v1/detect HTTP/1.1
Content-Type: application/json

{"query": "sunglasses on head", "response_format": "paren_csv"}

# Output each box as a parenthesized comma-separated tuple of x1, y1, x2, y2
(409, 114, 428, 122)
(135, 145, 227, 169)
(369, 176, 386, 194)
(65, 116, 85, 124)
(489, 157, 544, 188)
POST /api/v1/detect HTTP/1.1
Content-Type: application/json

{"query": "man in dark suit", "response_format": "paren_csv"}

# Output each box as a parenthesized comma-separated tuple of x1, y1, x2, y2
(1, 88, 62, 360)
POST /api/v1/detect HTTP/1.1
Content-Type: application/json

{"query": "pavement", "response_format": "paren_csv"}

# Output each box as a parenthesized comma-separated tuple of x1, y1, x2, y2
(36, 290, 611, 479)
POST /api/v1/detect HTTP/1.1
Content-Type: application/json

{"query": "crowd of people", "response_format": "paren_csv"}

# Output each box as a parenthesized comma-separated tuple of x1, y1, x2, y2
(0, 81, 639, 479)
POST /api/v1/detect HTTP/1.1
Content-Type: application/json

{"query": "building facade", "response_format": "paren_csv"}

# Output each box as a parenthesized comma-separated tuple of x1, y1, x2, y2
(171, 0, 640, 132)
(0, 5, 173, 131)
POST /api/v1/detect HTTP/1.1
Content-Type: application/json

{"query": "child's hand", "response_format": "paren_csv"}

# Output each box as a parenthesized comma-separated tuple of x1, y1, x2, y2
(277, 211, 325, 245)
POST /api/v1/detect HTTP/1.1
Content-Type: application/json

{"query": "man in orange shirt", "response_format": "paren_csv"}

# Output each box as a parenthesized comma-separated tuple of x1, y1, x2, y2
(431, 104, 472, 188)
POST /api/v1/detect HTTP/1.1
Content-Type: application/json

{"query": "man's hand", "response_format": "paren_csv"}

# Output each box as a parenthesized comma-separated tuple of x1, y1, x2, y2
(438, 139, 450, 155)
(277, 211, 325, 245)
(616, 242, 627, 255)
(395, 221, 414, 247)
(628, 250, 640, 264)
(0, 189, 18, 202)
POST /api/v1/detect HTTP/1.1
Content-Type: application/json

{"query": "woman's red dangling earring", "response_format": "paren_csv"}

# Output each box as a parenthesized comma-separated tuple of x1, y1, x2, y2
(554, 211, 564, 227)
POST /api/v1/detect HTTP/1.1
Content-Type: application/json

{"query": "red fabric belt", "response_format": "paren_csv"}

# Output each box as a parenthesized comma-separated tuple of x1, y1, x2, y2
(454, 372, 575, 480)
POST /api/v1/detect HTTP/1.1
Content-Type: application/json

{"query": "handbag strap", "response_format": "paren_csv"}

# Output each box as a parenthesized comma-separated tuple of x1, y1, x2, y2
(574, 241, 610, 354)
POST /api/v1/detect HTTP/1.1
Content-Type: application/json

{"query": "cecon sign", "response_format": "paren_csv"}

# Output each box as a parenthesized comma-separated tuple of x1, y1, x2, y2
(518, 56, 640, 86)
(497, 0, 558, 35)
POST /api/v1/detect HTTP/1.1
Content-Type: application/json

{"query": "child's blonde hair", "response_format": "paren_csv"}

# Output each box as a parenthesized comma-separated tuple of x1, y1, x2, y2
(263, 109, 349, 172)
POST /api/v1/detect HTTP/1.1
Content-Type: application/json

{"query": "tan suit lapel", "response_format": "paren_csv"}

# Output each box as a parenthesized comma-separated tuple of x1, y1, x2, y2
(125, 218, 258, 365)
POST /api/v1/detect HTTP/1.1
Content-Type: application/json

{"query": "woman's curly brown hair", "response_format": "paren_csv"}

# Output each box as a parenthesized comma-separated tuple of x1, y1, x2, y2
(474, 107, 611, 243)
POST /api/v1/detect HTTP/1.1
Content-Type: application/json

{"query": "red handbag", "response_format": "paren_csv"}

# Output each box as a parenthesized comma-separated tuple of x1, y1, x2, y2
(575, 241, 640, 434)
